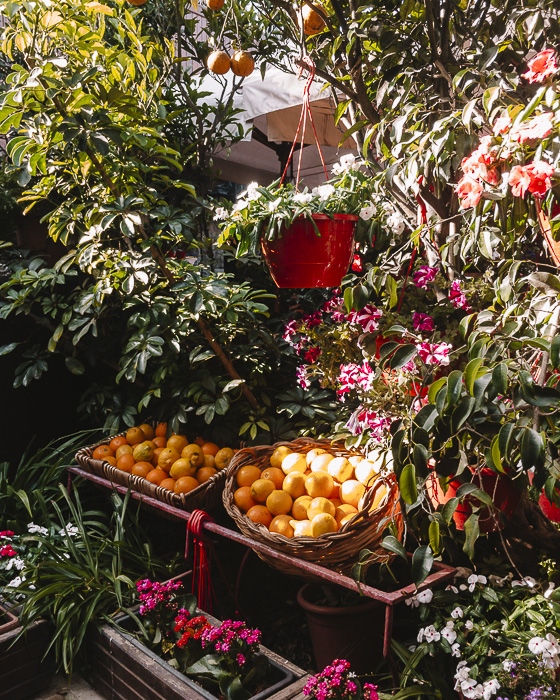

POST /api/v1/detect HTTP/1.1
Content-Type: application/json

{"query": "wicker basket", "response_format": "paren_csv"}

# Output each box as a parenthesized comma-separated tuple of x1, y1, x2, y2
(75, 433, 227, 512)
(222, 438, 403, 578)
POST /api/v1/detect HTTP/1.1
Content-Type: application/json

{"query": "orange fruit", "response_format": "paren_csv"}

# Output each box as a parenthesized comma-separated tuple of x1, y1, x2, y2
(327, 457, 354, 483)
(170, 458, 197, 480)
(167, 434, 189, 454)
(305, 471, 334, 498)
(196, 466, 217, 483)
(105, 456, 117, 467)
(270, 446, 292, 468)
(131, 461, 153, 478)
(307, 497, 336, 519)
(116, 444, 133, 459)
(292, 495, 313, 520)
(311, 513, 338, 536)
(203, 454, 216, 469)
(282, 471, 306, 499)
(92, 444, 115, 461)
(302, 4, 326, 35)
(126, 427, 145, 445)
(152, 447, 164, 466)
(233, 486, 257, 512)
(126, 0, 147, 5)
(269, 514, 294, 537)
(181, 444, 204, 469)
(251, 478, 275, 503)
(281, 453, 307, 475)
(206, 0, 225, 9)
(340, 480, 366, 508)
(246, 505, 272, 527)
(231, 50, 255, 77)
(155, 422, 167, 438)
(194, 436, 206, 446)
(146, 468, 167, 485)
(158, 447, 180, 473)
(133, 440, 155, 462)
(236, 465, 261, 487)
(160, 478, 176, 491)
(266, 490, 293, 516)
(174, 476, 199, 494)
(202, 442, 220, 457)
(215, 447, 234, 470)
(116, 454, 135, 472)
(335, 504, 358, 525)
(207, 50, 231, 75)
(109, 435, 129, 452)
(260, 467, 284, 489)
(153, 436, 167, 449)
(138, 423, 155, 440)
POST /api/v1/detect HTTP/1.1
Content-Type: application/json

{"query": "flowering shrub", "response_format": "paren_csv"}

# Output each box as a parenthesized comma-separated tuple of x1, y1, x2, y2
(303, 659, 379, 700)
(402, 568, 560, 699)
(135, 578, 270, 699)
(217, 155, 382, 256)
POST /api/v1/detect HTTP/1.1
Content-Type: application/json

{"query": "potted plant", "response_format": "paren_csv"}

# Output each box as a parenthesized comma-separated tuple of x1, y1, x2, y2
(216, 155, 380, 288)
(302, 658, 380, 700)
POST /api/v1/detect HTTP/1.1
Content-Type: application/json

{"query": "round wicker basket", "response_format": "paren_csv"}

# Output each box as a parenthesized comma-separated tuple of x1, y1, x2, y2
(222, 437, 403, 578)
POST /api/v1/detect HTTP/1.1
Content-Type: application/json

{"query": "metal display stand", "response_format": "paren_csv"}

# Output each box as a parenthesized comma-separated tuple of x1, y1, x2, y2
(67, 465, 456, 660)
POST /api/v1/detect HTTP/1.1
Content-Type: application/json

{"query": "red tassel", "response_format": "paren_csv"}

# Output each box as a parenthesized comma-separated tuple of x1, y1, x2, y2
(185, 510, 215, 613)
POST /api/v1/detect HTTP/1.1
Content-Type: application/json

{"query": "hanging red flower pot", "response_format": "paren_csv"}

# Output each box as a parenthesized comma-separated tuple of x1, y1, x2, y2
(261, 213, 358, 288)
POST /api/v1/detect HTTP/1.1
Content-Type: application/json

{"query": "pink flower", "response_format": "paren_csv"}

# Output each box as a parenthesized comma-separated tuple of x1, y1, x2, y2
(302, 311, 323, 327)
(412, 312, 434, 332)
(304, 346, 321, 363)
(522, 48, 559, 84)
(449, 280, 472, 312)
(509, 161, 555, 198)
(349, 409, 392, 439)
(337, 361, 374, 399)
(0, 544, 17, 557)
(296, 365, 311, 389)
(493, 112, 511, 135)
(346, 304, 383, 332)
(456, 175, 483, 209)
(416, 341, 452, 366)
(413, 266, 438, 289)
(510, 112, 554, 143)
(282, 320, 299, 344)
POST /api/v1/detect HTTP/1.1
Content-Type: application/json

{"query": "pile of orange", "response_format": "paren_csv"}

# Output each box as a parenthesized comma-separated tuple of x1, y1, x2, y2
(232, 446, 391, 539)
(91, 423, 235, 496)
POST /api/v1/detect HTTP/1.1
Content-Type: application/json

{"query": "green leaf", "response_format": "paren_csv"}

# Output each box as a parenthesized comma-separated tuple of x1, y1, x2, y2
(399, 463, 417, 504)
(428, 377, 447, 404)
(551, 335, 560, 370)
(445, 370, 463, 409)
(412, 444, 428, 472)
(428, 520, 440, 555)
(381, 535, 408, 561)
(65, 357, 85, 375)
(351, 284, 369, 311)
(451, 396, 475, 432)
(441, 497, 459, 525)
(463, 513, 480, 559)
(411, 545, 433, 587)
(527, 272, 560, 295)
(520, 428, 544, 469)
(388, 344, 417, 370)
(491, 363, 508, 395)
(455, 482, 493, 506)
(464, 357, 484, 396)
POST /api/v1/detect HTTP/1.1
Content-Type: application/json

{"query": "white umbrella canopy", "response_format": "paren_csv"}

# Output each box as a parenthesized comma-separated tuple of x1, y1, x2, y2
(203, 66, 356, 186)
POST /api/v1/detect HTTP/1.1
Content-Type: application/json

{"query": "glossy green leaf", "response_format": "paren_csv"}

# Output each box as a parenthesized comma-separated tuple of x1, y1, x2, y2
(464, 357, 485, 396)
(399, 463, 417, 504)
(411, 545, 433, 587)
(463, 513, 480, 559)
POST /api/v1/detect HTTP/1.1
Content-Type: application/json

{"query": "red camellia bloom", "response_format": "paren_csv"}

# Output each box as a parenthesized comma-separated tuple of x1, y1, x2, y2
(508, 161, 555, 198)
(456, 175, 483, 209)
(522, 48, 559, 83)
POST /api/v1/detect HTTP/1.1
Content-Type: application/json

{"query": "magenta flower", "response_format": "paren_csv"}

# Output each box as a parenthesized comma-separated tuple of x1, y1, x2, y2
(304, 346, 321, 363)
(296, 365, 311, 389)
(302, 311, 323, 327)
(337, 362, 374, 399)
(282, 320, 300, 344)
(347, 409, 392, 439)
(416, 341, 452, 366)
(412, 312, 434, 332)
(413, 266, 438, 289)
(0, 544, 17, 557)
(346, 304, 383, 332)
(0, 530, 14, 538)
(448, 280, 472, 312)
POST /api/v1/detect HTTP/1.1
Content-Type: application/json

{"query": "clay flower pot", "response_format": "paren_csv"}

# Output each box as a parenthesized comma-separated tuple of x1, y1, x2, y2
(261, 213, 358, 288)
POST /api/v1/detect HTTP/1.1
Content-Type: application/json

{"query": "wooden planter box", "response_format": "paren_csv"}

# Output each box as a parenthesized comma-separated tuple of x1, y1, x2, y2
(85, 614, 308, 700)
(0, 606, 55, 700)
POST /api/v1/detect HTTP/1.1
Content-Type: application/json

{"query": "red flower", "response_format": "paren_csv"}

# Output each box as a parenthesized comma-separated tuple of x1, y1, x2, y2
(522, 48, 559, 83)
(456, 175, 483, 209)
(508, 161, 555, 198)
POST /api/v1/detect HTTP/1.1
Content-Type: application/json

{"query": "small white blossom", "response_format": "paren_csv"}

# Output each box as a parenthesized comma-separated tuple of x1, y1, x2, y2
(232, 199, 248, 212)
(5, 557, 25, 571)
(27, 523, 48, 536)
(468, 574, 487, 592)
(422, 625, 441, 643)
(502, 660, 515, 672)
(446, 585, 459, 594)
(386, 211, 406, 235)
(544, 582, 556, 599)
(454, 661, 470, 682)
(406, 596, 420, 608)
(8, 575, 25, 587)
(451, 607, 464, 619)
(416, 588, 433, 604)
(213, 207, 228, 221)
(512, 576, 536, 588)
(313, 184, 335, 201)
(268, 197, 282, 212)
(441, 626, 457, 644)
(293, 192, 314, 205)
(451, 643, 461, 658)
(459, 584, 468, 591)
(482, 679, 500, 699)
(461, 679, 483, 699)
(359, 203, 376, 220)
(59, 523, 79, 538)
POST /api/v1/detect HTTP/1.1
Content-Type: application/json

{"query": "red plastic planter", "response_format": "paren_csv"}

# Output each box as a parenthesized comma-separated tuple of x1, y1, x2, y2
(261, 213, 358, 288)
(427, 468, 521, 533)
(539, 490, 560, 522)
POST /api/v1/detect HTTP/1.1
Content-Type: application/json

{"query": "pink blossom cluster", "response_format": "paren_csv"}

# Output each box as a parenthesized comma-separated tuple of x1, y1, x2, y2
(136, 578, 183, 615)
(173, 609, 211, 649)
(448, 280, 471, 312)
(201, 620, 261, 659)
(346, 304, 383, 333)
(509, 161, 555, 198)
(412, 312, 434, 332)
(521, 48, 559, 83)
(337, 361, 375, 400)
(416, 341, 452, 366)
(303, 659, 379, 700)
(413, 266, 438, 289)
(0, 544, 16, 557)
(347, 408, 392, 440)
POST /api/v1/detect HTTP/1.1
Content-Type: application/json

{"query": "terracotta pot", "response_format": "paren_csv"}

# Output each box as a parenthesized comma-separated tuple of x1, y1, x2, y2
(297, 583, 384, 673)
(261, 213, 358, 288)
(427, 468, 521, 533)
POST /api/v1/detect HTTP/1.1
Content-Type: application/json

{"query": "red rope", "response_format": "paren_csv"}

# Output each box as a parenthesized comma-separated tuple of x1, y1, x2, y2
(280, 57, 329, 187)
(185, 509, 215, 613)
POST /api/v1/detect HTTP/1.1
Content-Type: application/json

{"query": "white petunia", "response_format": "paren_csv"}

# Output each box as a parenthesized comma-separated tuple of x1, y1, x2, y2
(386, 211, 406, 235)
(502, 660, 515, 672)
(8, 575, 25, 587)
(482, 678, 500, 699)
(465, 620, 474, 631)
(213, 207, 228, 221)
(422, 625, 441, 643)
(451, 643, 461, 658)
(468, 574, 487, 592)
(359, 204, 376, 220)
(313, 184, 335, 201)
(461, 679, 483, 699)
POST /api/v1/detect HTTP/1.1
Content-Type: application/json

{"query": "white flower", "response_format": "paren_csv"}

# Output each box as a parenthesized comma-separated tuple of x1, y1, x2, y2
(331, 154, 359, 175)
(59, 523, 79, 538)
(528, 636, 548, 654)
(416, 588, 433, 604)
(482, 679, 500, 699)
(454, 661, 470, 683)
(461, 679, 483, 699)
(512, 576, 536, 588)
(232, 199, 248, 212)
(406, 596, 420, 608)
(5, 557, 25, 571)
(446, 585, 459, 594)
(268, 197, 283, 212)
(544, 582, 556, 599)
(213, 207, 228, 221)
(441, 626, 457, 644)
(27, 523, 48, 536)
(8, 575, 25, 587)
(313, 184, 335, 201)
(359, 203, 376, 220)
(468, 574, 487, 592)
(422, 625, 441, 643)
(451, 607, 464, 619)
(465, 620, 474, 630)
(293, 192, 314, 205)
(451, 643, 461, 657)
(502, 660, 515, 672)
(386, 211, 406, 235)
